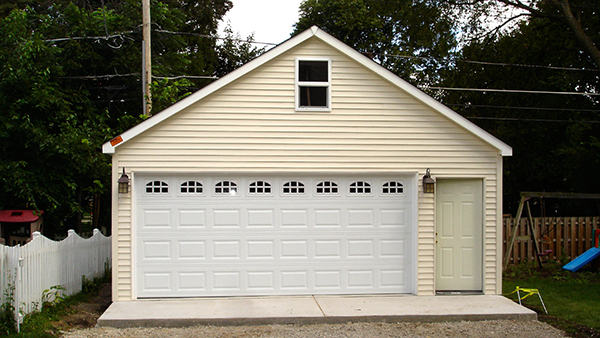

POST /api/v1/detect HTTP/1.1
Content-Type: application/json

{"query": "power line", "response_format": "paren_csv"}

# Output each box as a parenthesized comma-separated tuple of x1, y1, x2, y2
(383, 53, 599, 72)
(467, 116, 600, 124)
(44, 32, 135, 43)
(154, 75, 218, 80)
(41, 29, 597, 73)
(154, 29, 277, 46)
(446, 103, 600, 113)
(152, 28, 600, 73)
(425, 86, 600, 96)
(61, 73, 219, 81)
(60, 73, 139, 80)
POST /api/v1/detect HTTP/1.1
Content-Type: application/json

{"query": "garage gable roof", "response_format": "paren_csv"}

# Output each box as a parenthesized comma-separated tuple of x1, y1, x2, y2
(102, 26, 512, 156)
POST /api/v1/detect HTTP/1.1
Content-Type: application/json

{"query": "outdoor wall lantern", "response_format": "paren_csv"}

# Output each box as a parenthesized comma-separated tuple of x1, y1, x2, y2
(118, 168, 130, 194)
(423, 168, 435, 194)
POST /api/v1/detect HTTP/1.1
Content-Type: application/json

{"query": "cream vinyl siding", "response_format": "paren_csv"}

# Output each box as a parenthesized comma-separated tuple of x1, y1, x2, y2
(111, 38, 503, 300)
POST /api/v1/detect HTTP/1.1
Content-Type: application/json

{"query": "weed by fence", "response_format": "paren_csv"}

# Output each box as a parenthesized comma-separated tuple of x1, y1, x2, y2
(503, 216, 599, 265)
(0, 229, 110, 332)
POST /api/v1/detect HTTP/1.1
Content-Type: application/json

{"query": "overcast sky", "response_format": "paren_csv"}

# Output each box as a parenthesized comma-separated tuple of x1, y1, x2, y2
(219, 0, 304, 46)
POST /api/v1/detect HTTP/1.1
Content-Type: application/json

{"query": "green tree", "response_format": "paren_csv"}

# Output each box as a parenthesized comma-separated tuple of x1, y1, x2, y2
(0, 8, 114, 234)
(293, 0, 457, 86)
(293, 0, 600, 214)
(0, 0, 236, 235)
(450, 0, 600, 70)
(215, 23, 265, 78)
(441, 10, 600, 214)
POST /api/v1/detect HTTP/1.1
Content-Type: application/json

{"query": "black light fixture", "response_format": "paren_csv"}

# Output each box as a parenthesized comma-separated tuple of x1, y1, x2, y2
(423, 168, 435, 194)
(118, 168, 130, 194)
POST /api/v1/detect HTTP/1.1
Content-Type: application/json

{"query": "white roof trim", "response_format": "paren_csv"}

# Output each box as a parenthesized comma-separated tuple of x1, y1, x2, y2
(103, 26, 512, 156)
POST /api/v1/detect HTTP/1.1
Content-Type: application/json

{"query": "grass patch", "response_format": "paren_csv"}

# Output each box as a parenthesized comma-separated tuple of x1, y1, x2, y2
(2, 275, 109, 338)
(504, 260, 600, 338)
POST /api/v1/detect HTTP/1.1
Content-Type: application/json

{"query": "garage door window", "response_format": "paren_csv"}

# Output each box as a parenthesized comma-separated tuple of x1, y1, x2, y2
(249, 181, 272, 194)
(382, 181, 404, 194)
(146, 181, 168, 194)
(181, 181, 203, 194)
(215, 181, 238, 195)
(349, 181, 371, 194)
(282, 181, 305, 194)
(316, 181, 338, 194)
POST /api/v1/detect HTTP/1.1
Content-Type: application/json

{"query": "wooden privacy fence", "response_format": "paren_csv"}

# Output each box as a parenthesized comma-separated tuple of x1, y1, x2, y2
(503, 216, 599, 266)
(0, 229, 111, 325)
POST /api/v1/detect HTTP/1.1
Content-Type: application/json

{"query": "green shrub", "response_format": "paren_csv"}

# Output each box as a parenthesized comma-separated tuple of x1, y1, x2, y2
(0, 275, 16, 335)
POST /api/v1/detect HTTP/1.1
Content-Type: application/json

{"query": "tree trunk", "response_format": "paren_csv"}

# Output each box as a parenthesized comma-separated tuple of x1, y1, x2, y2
(549, 0, 600, 69)
(92, 193, 100, 230)
(74, 188, 83, 234)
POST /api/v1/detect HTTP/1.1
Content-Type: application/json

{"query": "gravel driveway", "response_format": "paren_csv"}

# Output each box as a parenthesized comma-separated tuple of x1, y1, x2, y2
(63, 320, 567, 338)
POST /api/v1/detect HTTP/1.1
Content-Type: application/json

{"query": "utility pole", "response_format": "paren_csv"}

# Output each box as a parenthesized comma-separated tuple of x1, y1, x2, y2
(142, 0, 151, 115)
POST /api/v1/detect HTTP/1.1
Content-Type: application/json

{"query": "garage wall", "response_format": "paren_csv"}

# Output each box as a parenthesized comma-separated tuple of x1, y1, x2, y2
(111, 37, 503, 300)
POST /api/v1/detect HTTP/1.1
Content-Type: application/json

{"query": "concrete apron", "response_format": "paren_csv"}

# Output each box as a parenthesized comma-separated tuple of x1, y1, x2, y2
(97, 295, 537, 328)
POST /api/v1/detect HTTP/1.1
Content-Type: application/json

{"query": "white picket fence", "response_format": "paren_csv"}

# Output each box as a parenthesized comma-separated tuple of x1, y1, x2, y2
(0, 229, 111, 324)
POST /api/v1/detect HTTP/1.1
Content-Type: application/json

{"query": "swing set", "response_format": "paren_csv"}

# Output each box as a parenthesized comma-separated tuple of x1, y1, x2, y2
(504, 191, 600, 270)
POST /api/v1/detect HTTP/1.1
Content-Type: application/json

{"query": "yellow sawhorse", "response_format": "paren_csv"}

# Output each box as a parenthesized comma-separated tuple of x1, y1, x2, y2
(505, 286, 548, 314)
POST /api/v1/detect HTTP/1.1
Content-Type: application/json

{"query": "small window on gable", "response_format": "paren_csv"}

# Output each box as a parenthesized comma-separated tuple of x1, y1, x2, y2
(283, 181, 305, 194)
(296, 59, 331, 111)
(316, 181, 338, 194)
(181, 181, 203, 194)
(249, 181, 272, 194)
(215, 181, 237, 195)
(350, 181, 372, 194)
(146, 181, 168, 194)
(383, 181, 404, 194)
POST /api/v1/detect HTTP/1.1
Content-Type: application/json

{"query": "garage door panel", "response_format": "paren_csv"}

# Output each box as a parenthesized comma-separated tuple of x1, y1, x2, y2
(380, 239, 408, 257)
(141, 210, 172, 229)
(212, 240, 242, 259)
(314, 270, 341, 288)
(177, 240, 206, 259)
(213, 210, 241, 228)
(247, 209, 275, 227)
(213, 272, 242, 290)
(178, 209, 206, 228)
(247, 240, 275, 259)
(314, 209, 341, 227)
(347, 270, 374, 288)
(347, 209, 374, 227)
(178, 272, 206, 291)
(247, 271, 275, 290)
(347, 239, 375, 258)
(141, 272, 171, 291)
(136, 175, 414, 297)
(140, 240, 171, 262)
(281, 209, 309, 227)
(281, 271, 308, 289)
(380, 209, 407, 227)
(381, 270, 406, 287)
(314, 240, 341, 258)
(280, 240, 308, 258)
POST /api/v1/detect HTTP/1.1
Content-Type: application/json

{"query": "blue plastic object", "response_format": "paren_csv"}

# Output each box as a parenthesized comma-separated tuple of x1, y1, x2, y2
(562, 247, 600, 272)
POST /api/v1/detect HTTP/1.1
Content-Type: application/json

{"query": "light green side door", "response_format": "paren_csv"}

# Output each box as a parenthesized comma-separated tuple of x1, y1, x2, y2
(435, 179, 483, 291)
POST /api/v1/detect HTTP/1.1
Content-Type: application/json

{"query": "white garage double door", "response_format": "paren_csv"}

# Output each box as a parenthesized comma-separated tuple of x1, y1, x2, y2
(135, 175, 415, 298)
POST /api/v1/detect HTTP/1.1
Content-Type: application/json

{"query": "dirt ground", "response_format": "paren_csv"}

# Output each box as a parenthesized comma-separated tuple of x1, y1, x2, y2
(51, 283, 112, 333)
